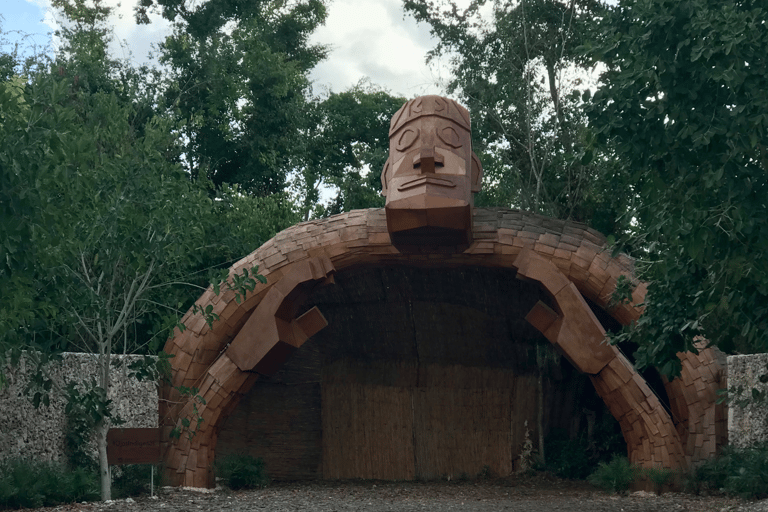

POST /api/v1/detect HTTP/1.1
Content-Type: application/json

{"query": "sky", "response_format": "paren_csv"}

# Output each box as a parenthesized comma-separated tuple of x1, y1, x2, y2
(0, 0, 457, 98)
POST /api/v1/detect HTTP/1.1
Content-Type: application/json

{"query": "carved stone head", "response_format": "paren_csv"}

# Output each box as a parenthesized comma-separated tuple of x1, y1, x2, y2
(381, 95, 482, 247)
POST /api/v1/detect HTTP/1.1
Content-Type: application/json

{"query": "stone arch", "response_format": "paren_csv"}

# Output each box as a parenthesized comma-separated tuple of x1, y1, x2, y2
(162, 208, 725, 487)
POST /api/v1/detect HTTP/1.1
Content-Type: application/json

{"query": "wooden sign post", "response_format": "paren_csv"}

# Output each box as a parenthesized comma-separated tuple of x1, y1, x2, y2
(107, 428, 162, 465)
(107, 428, 162, 497)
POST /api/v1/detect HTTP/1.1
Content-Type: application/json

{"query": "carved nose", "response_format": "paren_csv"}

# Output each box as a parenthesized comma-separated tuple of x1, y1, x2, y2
(412, 148, 444, 173)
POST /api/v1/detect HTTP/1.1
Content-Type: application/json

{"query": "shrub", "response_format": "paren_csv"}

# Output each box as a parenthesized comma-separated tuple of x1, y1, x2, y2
(545, 435, 593, 480)
(692, 442, 768, 499)
(0, 458, 99, 509)
(113, 464, 161, 499)
(216, 454, 268, 490)
(719, 443, 768, 499)
(544, 421, 625, 480)
(643, 466, 675, 495)
(587, 455, 639, 494)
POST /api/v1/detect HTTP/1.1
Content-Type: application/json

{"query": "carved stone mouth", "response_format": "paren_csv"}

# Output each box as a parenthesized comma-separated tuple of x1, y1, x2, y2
(397, 175, 457, 191)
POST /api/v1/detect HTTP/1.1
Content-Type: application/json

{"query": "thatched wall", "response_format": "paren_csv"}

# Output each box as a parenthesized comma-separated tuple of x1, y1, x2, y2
(216, 266, 615, 480)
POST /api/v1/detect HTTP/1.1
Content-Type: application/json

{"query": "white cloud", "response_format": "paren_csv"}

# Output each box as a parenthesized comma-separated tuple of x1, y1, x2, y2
(308, 0, 446, 97)
(19, 0, 458, 98)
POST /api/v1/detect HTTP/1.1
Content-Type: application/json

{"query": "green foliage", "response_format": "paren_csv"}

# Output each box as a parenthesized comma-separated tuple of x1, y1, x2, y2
(642, 466, 675, 495)
(608, 275, 635, 310)
(589, 0, 768, 373)
(215, 454, 269, 490)
(168, 385, 206, 441)
(210, 187, 300, 259)
(692, 443, 768, 499)
(587, 455, 639, 494)
(123, 352, 174, 387)
(403, 0, 631, 234)
(0, 459, 99, 509)
(112, 464, 160, 499)
(153, 0, 328, 195)
(63, 382, 113, 470)
(545, 435, 593, 480)
(294, 81, 406, 219)
(544, 420, 625, 480)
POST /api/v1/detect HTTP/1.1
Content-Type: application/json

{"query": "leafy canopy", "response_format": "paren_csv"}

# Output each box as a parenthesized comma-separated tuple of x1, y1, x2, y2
(588, 0, 768, 374)
(404, 0, 630, 235)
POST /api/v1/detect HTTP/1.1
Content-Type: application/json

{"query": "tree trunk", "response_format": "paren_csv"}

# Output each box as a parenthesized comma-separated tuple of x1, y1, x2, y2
(97, 337, 112, 501)
(545, 59, 571, 153)
(96, 417, 111, 501)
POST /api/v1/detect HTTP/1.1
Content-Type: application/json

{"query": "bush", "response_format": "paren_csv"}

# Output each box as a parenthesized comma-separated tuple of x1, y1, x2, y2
(587, 455, 639, 494)
(693, 442, 768, 499)
(216, 454, 268, 490)
(643, 466, 675, 495)
(113, 464, 160, 499)
(0, 459, 99, 509)
(546, 436, 593, 479)
(544, 421, 625, 480)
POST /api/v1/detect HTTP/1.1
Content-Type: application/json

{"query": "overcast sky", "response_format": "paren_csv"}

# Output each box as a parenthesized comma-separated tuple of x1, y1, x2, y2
(2, 0, 460, 98)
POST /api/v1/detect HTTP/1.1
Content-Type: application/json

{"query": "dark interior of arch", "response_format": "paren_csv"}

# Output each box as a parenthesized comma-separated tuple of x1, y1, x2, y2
(216, 265, 624, 480)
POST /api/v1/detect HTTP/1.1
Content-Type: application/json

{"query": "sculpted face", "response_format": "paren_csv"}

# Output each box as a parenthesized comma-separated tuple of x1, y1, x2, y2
(381, 95, 482, 247)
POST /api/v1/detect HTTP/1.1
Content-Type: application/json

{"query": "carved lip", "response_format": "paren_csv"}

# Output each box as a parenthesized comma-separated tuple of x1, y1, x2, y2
(397, 176, 457, 191)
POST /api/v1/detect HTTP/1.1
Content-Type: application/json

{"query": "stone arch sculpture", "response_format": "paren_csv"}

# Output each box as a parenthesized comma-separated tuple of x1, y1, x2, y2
(161, 96, 726, 488)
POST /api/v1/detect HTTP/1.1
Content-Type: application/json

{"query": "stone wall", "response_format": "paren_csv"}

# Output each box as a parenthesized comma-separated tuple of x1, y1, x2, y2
(0, 352, 158, 463)
(728, 353, 768, 449)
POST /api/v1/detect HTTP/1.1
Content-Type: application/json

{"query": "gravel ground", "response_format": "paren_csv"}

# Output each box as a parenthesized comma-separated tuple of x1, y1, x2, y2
(17, 475, 768, 512)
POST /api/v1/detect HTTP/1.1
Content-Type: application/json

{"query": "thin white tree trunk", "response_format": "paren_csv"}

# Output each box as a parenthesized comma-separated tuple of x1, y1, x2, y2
(96, 417, 111, 501)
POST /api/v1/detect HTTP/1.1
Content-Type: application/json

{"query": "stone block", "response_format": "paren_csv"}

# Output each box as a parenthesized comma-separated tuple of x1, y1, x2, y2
(728, 354, 768, 448)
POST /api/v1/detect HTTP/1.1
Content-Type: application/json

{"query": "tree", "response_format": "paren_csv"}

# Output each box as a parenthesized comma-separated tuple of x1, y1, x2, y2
(1, 0, 221, 499)
(293, 81, 406, 220)
(1, 67, 217, 500)
(588, 0, 768, 374)
(139, 0, 328, 196)
(403, 0, 629, 234)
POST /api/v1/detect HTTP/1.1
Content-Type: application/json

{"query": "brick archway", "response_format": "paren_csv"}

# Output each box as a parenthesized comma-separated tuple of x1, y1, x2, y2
(162, 208, 725, 488)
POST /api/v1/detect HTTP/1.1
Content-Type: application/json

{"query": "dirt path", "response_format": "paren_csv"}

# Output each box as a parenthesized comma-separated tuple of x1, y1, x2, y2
(18, 476, 768, 512)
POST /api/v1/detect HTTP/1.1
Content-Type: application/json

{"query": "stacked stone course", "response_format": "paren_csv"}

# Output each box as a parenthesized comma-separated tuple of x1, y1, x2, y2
(0, 353, 157, 463)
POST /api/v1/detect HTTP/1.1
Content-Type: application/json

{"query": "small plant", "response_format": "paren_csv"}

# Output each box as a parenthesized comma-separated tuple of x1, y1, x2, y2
(643, 465, 675, 495)
(0, 458, 99, 509)
(587, 455, 639, 494)
(216, 454, 268, 490)
(113, 464, 161, 499)
(692, 442, 768, 499)
(545, 435, 592, 480)
(722, 443, 768, 499)
(477, 464, 492, 480)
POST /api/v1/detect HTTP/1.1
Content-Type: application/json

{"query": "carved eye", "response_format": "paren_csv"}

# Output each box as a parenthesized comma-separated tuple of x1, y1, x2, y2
(397, 128, 420, 151)
(437, 126, 462, 148)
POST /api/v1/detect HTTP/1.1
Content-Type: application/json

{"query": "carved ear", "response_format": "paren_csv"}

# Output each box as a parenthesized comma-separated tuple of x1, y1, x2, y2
(471, 152, 483, 193)
(381, 159, 391, 196)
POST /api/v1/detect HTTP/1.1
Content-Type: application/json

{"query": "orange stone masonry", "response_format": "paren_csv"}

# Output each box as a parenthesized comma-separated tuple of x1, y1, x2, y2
(162, 207, 726, 487)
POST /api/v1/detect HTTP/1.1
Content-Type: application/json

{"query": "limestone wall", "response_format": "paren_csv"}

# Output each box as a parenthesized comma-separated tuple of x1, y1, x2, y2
(728, 353, 768, 449)
(0, 352, 158, 463)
